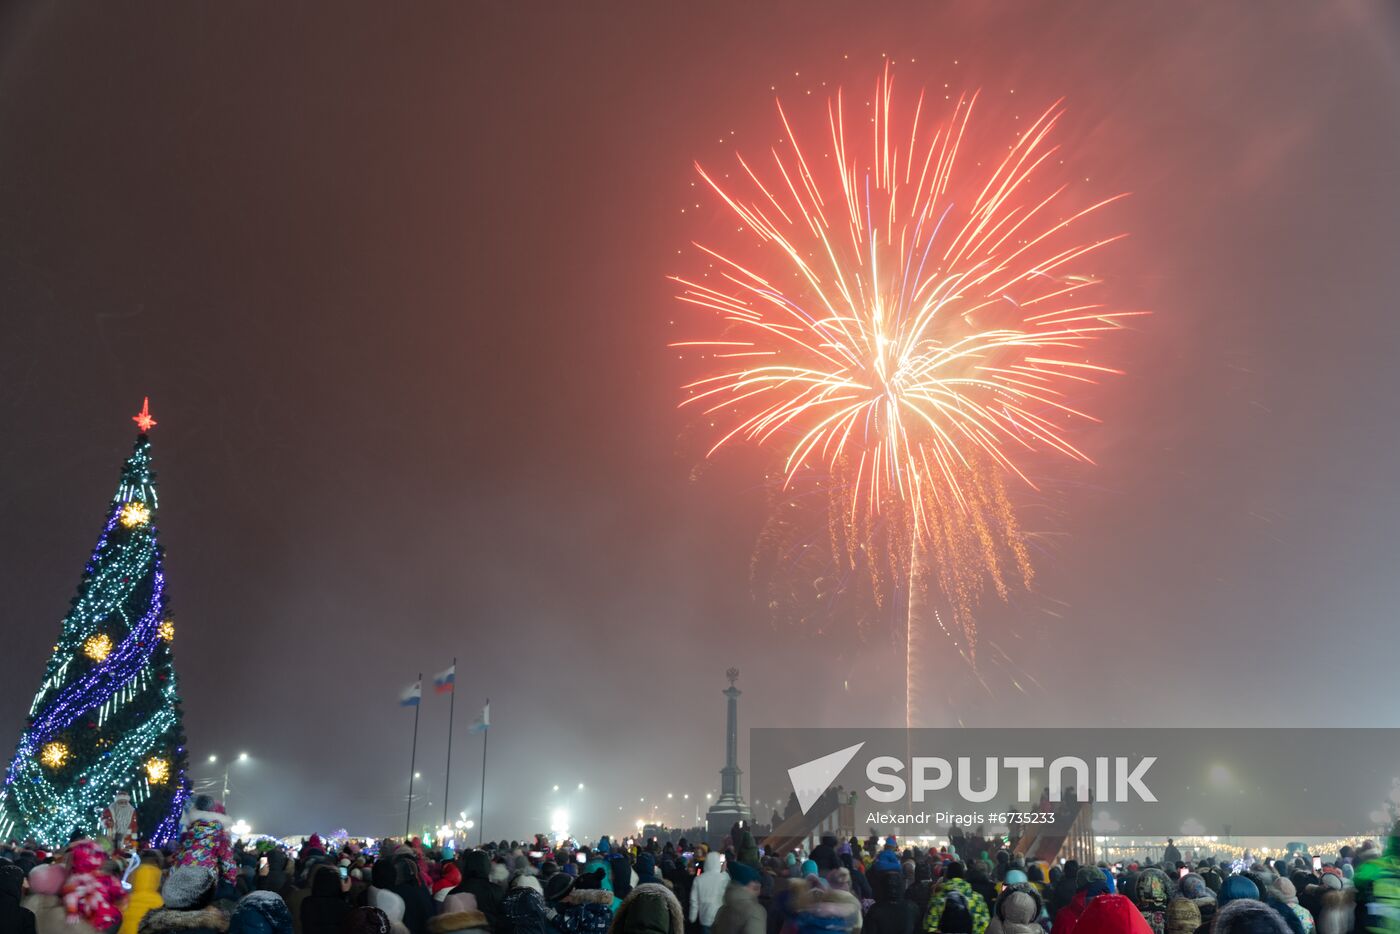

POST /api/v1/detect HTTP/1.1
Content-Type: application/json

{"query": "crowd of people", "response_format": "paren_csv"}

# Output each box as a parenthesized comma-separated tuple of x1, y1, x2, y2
(4, 796, 1400, 934)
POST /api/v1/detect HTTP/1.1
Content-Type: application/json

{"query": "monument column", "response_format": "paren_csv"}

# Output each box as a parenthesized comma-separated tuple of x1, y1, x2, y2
(705, 667, 751, 844)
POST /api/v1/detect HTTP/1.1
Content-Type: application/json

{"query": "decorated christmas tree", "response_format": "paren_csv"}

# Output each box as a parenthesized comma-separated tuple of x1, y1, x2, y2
(0, 400, 191, 846)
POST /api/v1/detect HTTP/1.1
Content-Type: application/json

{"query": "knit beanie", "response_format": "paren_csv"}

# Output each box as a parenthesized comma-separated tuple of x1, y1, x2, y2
(27, 863, 67, 896)
(162, 865, 216, 910)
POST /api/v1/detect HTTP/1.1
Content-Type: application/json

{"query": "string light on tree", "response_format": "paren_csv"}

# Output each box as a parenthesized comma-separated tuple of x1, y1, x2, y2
(158, 621, 175, 642)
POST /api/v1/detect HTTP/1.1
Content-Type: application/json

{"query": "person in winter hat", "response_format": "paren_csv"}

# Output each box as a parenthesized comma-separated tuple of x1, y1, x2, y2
(451, 852, 503, 932)
(865, 869, 919, 934)
(1, 863, 37, 934)
(1164, 899, 1200, 934)
(986, 884, 1042, 934)
(810, 839, 841, 876)
(1213, 900, 1293, 934)
(925, 865, 989, 934)
(345, 907, 394, 934)
(228, 893, 293, 934)
(176, 798, 239, 898)
(1175, 876, 1214, 928)
(120, 864, 165, 934)
(689, 853, 727, 933)
(1218, 879, 1262, 912)
(298, 865, 349, 934)
(434, 866, 462, 903)
(1073, 895, 1153, 934)
(62, 839, 126, 934)
(503, 873, 553, 934)
(428, 894, 489, 934)
(1269, 880, 1315, 934)
(1131, 869, 1172, 934)
(1050, 867, 1110, 934)
(389, 857, 434, 934)
(711, 863, 765, 934)
(257, 850, 290, 897)
(140, 866, 229, 934)
(551, 875, 614, 934)
(22, 862, 68, 934)
(609, 884, 684, 934)
(368, 888, 411, 934)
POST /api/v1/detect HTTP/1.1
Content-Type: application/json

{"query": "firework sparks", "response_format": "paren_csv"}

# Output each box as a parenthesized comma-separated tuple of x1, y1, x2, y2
(674, 67, 1138, 722)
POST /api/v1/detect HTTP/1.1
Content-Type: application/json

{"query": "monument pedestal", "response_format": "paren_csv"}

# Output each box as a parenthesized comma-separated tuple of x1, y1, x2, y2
(705, 668, 751, 847)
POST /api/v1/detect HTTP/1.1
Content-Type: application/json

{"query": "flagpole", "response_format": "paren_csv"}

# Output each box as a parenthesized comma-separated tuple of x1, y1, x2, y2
(406, 673, 422, 838)
(478, 697, 489, 847)
(443, 659, 456, 830)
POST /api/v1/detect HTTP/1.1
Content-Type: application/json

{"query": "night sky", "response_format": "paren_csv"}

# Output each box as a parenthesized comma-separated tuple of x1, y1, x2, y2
(1, 2, 1399, 839)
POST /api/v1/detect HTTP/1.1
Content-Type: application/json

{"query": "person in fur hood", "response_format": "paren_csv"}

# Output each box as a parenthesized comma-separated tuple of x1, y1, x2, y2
(428, 894, 490, 934)
(175, 798, 239, 897)
(608, 884, 684, 934)
(546, 874, 613, 934)
(139, 867, 230, 934)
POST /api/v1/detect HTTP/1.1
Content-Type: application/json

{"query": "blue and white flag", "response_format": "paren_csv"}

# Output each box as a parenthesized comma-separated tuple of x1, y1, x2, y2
(433, 665, 456, 695)
(468, 701, 490, 733)
(400, 680, 422, 707)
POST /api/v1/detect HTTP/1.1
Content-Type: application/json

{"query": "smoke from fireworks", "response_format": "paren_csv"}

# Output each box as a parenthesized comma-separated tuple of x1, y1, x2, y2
(673, 67, 1138, 722)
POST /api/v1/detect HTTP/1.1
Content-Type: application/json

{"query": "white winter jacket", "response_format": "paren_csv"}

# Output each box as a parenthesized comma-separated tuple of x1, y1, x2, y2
(688, 853, 727, 926)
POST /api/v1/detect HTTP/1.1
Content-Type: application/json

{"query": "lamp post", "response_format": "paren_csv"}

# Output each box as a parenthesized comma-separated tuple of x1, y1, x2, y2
(206, 751, 250, 800)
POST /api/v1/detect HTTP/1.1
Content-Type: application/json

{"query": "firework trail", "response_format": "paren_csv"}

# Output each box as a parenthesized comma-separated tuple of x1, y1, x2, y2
(673, 66, 1138, 725)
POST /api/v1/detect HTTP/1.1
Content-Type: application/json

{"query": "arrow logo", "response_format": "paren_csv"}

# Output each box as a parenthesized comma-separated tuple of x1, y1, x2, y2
(788, 742, 865, 814)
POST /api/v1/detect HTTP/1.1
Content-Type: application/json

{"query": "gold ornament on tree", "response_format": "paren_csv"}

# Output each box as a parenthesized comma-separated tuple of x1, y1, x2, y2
(144, 757, 170, 785)
(84, 633, 113, 662)
(119, 502, 151, 528)
(40, 742, 69, 769)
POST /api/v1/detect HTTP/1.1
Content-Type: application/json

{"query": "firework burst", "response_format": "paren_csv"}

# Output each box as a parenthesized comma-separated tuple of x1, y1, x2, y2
(674, 67, 1139, 722)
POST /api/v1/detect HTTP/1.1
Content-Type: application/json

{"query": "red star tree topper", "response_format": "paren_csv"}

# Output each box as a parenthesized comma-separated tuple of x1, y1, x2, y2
(132, 398, 157, 433)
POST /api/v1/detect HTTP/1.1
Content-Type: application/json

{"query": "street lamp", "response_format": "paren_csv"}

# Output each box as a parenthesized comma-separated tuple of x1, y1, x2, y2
(207, 752, 253, 800)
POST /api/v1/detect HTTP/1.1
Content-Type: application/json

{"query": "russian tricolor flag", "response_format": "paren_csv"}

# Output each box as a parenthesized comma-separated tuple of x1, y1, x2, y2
(399, 680, 422, 707)
(433, 664, 456, 694)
